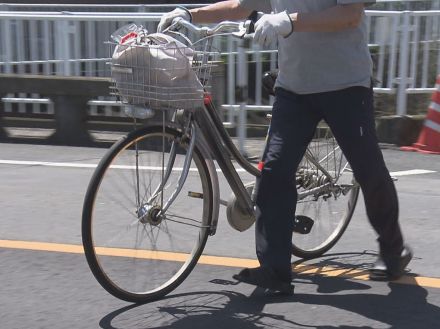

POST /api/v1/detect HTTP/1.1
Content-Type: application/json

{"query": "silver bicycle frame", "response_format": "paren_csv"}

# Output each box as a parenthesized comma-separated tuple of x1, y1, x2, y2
(155, 121, 197, 216)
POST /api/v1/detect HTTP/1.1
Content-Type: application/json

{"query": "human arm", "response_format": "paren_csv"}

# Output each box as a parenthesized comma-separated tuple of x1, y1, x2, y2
(157, 0, 253, 32)
(254, 3, 366, 46)
(190, 0, 252, 24)
(289, 3, 365, 33)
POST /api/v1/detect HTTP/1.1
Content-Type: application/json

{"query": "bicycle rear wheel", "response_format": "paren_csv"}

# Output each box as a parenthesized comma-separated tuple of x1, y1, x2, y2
(292, 124, 360, 259)
(82, 125, 214, 303)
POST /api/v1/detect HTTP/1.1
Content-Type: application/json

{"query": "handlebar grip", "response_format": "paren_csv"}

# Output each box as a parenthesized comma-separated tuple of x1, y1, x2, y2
(247, 11, 258, 34)
(243, 33, 255, 40)
(248, 11, 258, 23)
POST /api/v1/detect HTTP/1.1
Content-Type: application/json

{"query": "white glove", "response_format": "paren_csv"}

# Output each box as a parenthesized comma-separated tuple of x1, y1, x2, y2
(157, 7, 191, 33)
(254, 11, 293, 47)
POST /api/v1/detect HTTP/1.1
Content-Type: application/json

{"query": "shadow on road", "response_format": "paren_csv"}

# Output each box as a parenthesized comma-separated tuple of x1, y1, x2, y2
(294, 276, 440, 328)
(99, 289, 305, 329)
(99, 252, 440, 329)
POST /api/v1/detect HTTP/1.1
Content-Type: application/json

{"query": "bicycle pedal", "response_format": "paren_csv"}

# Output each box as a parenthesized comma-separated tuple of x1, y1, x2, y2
(293, 215, 314, 234)
(188, 191, 203, 199)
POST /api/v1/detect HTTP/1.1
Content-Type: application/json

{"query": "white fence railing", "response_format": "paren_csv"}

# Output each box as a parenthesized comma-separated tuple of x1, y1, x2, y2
(0, 5, 439, 119)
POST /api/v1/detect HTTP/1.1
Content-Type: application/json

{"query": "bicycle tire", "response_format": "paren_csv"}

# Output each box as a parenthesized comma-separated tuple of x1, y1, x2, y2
(82, 125, 214, 303)
(291, 127, 360, 259)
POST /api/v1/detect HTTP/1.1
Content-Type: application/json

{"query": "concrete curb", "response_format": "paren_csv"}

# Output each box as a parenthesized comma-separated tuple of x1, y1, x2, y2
(237, 114, 426, 147)
(375, 115, 425, 146)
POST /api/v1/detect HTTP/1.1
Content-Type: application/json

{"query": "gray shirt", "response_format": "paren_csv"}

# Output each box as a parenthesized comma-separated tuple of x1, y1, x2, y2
(238, 0, 374, 94)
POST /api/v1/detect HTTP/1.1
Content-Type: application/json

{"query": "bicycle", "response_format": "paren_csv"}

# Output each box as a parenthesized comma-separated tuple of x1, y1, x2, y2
(81, 18, 360, 303)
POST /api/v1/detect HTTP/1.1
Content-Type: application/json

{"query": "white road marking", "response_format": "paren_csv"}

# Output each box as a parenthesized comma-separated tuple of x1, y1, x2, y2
(0, 159, 97, 168)
(0, 159, 246, 172)
(390, 169, 437, 177)
(0, 160, 437, 176)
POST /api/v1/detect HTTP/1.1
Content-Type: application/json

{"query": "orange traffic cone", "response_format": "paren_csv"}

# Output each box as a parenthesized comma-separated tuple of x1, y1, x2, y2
(401, 75, 440, 155)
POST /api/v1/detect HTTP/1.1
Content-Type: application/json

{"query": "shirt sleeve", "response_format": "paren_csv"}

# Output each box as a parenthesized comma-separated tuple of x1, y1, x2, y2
(238, 0, 272, 13)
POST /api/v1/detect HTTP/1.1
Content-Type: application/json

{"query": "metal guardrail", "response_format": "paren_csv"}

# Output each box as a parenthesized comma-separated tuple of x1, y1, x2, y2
(0, 3, 439, 146)
(1, 7, 439, 107)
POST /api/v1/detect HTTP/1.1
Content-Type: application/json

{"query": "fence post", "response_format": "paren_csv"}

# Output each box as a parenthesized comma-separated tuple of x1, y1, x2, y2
(55, 20, 71, 75)
(227, 37, 236, 126)
(237, 39, 248, 155)
(396, 11, 411, 116)
(0, 96, 8, 139)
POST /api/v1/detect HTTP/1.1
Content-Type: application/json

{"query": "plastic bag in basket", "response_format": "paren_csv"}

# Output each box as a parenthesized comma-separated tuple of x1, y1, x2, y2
(111, 31, 204, 110)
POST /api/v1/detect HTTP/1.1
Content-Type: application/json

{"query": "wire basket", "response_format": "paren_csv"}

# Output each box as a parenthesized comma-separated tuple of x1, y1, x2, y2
(109, 31, 219, 111)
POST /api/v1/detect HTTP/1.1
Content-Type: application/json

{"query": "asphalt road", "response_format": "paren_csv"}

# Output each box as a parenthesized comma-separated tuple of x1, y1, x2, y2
(1, 141, 439, 329)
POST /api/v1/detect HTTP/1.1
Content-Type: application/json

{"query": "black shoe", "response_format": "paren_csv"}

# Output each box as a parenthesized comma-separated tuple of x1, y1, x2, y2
(369, 245, 413, 281)
(233, 266, 294, 295)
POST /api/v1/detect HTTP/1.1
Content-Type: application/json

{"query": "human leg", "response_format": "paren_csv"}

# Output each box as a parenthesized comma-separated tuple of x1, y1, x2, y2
(253, 88, 320, 283)
(317, 87, 411, 279)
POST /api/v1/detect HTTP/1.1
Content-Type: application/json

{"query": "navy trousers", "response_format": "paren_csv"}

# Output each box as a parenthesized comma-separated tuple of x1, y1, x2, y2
(255, 86, 404, 282)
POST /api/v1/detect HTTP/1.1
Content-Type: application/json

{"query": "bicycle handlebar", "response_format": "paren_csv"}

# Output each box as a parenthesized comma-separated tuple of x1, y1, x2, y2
(166, 18, 254, 40)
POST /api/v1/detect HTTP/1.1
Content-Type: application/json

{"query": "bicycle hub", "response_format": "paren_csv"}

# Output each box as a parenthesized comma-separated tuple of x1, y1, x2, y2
(137, 204, 163, 225)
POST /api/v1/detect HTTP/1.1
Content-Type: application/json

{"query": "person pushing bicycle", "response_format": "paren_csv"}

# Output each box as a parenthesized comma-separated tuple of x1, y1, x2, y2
(158, 0, 413, 295)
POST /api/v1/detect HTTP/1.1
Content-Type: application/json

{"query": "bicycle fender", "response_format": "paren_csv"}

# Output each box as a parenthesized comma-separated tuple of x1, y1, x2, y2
(197, 136, 220, 236)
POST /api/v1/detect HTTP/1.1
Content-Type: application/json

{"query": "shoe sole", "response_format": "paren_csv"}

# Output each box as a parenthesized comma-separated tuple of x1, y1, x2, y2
(369, 250, 413, 281)
(232, 273, 294, 295)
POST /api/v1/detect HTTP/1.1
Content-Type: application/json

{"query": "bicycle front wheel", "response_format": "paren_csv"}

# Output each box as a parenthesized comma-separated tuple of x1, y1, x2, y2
(292, 126, 360, 259)
(82, 125, 214, 303)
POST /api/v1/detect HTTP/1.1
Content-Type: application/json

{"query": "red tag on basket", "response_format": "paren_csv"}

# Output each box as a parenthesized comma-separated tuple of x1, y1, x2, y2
(204, 93, 212, 105)
(120, 32, 138, 44)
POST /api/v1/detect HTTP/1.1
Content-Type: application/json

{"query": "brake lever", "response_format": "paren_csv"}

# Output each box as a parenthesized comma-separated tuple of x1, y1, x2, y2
(163, 17, 184, 33)
(231, 20, 255, 39)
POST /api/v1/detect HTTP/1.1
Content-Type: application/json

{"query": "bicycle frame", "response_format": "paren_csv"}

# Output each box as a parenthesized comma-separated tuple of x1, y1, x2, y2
(155, 29, 261, 218)
(152, 94, 356, 227)
(136, 19, 358, 230)
(195, 98, 260, 215)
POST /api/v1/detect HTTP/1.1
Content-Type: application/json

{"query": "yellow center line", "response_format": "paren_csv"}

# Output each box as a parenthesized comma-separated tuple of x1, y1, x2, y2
(1, 239, 439, 289)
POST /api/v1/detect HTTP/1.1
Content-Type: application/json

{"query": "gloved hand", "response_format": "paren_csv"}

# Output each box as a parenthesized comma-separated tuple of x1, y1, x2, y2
(254, 11, 293, 47)
(157, 7, 191, 33)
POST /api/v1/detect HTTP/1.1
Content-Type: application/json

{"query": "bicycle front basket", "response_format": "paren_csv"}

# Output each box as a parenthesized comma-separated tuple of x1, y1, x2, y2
(110, 32, 205, 110)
